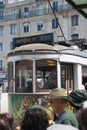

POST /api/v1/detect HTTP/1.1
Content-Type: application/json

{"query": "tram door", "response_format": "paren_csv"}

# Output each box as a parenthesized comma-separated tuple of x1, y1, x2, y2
(61, 64, 73, 92)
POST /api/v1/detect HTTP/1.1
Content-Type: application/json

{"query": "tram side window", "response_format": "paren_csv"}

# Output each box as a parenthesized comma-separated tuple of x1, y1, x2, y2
(61, 64, 73, 91)
(15, 60, 33, 93)
(36, 59, 57, 91)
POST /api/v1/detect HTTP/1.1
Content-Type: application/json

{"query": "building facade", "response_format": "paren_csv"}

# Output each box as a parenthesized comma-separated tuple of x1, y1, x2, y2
(0, 0, 87, 88)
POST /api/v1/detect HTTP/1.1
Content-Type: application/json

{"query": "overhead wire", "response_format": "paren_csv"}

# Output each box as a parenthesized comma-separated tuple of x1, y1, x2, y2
(47, 0, 66, 41)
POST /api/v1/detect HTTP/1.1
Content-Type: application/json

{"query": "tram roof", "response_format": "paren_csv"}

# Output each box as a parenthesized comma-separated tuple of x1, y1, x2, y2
(13, 43, 58, 51)
(7, 43, 87, 58)
(8, 43, 71, 55)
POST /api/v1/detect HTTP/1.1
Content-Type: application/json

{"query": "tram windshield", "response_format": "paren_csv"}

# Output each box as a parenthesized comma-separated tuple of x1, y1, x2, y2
(8, 59, 74, 93)
(36, 59, 57, 91)
(8, 59, 57, 93)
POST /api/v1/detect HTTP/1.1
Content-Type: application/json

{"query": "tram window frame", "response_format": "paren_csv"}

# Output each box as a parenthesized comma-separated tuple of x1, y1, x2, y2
(61, 65, 66, 89)
(82, 66, 87, 85)
(36, 59, 57, 92)
(8, 62, 13, 92)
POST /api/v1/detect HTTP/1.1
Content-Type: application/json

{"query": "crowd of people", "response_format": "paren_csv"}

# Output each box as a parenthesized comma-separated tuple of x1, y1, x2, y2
(1, 87, 87, 130)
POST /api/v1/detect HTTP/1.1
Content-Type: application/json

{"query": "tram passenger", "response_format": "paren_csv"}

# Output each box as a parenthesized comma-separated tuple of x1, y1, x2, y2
(20, 106, 53, 130)
(48, 88, 78, 128)
(67, 90, 87, 130)
(44, 72, 56, 89)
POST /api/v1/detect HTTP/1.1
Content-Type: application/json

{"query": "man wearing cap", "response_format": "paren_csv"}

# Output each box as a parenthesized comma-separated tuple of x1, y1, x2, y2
(48, 88, 78, 128)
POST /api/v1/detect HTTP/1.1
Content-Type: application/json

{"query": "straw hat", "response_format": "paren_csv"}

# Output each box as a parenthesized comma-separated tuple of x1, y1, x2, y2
(49, 88, 67, 100)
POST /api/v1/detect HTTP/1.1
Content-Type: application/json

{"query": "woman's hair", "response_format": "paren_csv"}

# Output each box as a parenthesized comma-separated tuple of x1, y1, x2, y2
(1, 113, 14, 130)
(21, 107, 50, 130)
(0, 115, 11, 130)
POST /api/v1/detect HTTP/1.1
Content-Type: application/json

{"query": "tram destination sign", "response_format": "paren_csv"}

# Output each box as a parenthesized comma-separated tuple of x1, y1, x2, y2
(13, 33, 54, 48)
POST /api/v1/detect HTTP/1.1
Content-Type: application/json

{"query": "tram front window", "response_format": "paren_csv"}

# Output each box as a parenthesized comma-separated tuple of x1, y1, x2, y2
(36, 59, 57, 91)
(15, 60, 33, 93)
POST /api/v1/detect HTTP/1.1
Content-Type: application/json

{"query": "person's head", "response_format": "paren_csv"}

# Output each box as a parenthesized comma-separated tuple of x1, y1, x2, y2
(67, 90, 87, 111)
(31, 105, 54, 124)
(0, 114, 11, 130)
(48, 88, 68, 116)
(21, 107, 50, 130)
(85, 83, 87, 91)
(80, 108, 87, 130)
(1, 113, 14, 130)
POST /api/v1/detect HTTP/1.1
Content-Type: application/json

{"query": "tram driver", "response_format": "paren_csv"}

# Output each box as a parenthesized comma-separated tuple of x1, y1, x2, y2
(44, 72, 56, 89)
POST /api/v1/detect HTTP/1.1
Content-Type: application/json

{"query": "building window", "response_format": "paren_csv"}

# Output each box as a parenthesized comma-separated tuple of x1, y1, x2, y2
(8, 0, 24, 3)
(10, 41, 13, 50)
(10, 24, 16, 34)
(23, 23, 29, 33)
(71, 15, 79, 26)
(18, 9, 21, 18)
(37, 22, 44, 31)
(53, 1, 58, 12)
(71, 34, 79, 40)
(0, 59, 2, 71)
(0, 43, 3, 51)
(38, 5, 43, 15)
(10, 9, 16, 20)
(24, 7, 29, 17)
(52, 18, 58, 29)
(24, 7, 29, 12)
(0, 11, 3, 20)
(0, 1, 5, 8)
(0, 26, 3, 36)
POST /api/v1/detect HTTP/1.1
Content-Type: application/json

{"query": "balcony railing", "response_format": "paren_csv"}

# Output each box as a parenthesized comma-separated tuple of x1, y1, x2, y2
(0, 4, 73, 22)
